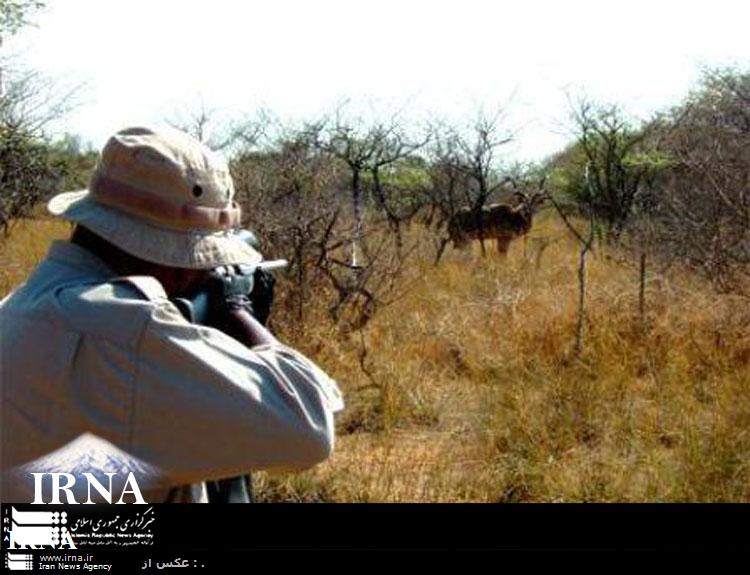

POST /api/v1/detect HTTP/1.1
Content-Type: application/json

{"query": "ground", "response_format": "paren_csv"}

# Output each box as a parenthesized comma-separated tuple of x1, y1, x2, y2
(3, 213, 749, 502)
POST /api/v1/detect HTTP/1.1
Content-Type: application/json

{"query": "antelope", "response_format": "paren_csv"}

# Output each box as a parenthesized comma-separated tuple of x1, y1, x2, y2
(447, 191, 547, 256)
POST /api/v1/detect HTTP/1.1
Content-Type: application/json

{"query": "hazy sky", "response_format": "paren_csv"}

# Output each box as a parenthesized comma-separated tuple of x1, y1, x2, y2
(6, 0, 750, 161)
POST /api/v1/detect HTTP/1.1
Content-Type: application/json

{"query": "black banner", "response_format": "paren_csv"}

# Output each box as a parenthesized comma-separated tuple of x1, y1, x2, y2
(2, 503, 748, 569)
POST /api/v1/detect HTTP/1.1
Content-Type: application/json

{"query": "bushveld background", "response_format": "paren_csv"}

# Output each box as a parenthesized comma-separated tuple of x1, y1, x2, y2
(2, 204, 749, 502)
(2, 2, 749, 503)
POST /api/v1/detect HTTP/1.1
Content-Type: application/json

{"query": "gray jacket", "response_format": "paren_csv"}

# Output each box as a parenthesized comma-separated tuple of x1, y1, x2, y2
(0, 240, 343, 503)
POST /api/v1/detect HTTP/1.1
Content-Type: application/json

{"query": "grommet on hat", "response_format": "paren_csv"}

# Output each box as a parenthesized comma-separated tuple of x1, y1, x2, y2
(47, 126, 261, 269)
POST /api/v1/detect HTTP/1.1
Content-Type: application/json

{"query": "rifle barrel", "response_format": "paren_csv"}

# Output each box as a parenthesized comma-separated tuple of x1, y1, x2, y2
(257, 259, 288, 271)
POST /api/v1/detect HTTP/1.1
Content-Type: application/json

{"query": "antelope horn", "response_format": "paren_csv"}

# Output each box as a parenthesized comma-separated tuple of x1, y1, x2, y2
(512, 190, 530, 206)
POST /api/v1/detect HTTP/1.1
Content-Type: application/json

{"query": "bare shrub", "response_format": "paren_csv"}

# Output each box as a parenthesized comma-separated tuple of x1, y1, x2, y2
(315, 104, 429, 263)
(230, 114, 419, 334)
(651, 68, 750, 293)
(0, 6, 83, 233)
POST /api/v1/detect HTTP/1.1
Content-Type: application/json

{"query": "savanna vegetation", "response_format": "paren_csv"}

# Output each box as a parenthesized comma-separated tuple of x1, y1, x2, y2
(1, 1, 748, 501)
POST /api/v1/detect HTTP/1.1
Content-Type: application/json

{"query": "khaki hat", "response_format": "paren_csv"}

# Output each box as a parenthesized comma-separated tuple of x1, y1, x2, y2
(47, 126, 262, 269)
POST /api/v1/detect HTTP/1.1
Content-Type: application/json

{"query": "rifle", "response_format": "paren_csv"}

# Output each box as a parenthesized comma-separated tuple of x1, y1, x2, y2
(172, 229, 287, 503)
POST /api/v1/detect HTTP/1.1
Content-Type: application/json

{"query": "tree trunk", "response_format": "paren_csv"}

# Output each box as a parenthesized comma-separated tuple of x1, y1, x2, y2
(574, 243, 591, 355)
(638, 250, 647, 331)
(351, 168, 363, 267)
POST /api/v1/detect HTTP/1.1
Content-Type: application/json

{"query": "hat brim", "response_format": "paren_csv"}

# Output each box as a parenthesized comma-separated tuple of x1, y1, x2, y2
(48, 190, 263, 270)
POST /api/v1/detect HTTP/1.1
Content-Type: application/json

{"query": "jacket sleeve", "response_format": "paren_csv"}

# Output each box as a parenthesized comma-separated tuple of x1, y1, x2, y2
(130, 297, 344, 485)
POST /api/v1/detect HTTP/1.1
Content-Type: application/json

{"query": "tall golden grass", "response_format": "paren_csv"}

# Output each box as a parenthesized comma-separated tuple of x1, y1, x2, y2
(2, 213, 749, 501)
(0, 215, 72, 296)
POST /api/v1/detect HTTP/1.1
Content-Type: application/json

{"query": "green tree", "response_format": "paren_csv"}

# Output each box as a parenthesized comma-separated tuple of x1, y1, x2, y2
(0, 0, 43, 36)
(561, 99, 671, 239)
(0, 0, 87, 233)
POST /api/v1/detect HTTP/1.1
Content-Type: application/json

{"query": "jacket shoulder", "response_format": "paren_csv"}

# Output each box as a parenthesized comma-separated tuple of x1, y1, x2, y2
(55, 276, 169, 349)
(110, 275, 169, 302)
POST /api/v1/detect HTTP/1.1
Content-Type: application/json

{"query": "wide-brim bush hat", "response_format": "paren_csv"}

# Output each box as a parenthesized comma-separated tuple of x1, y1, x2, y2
(47, 126, 262, 269)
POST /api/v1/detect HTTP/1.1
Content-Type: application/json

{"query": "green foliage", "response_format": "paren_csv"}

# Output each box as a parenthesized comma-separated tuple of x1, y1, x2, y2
(47, 133, 98, 191)
(0, 127, 97, 231)
(0, 123, 53, 228)
(547, 145, 587, 202)
(0, 0, 43, 36)
(547, 102, 672, 236)
(378, 157, 431, 190)
(621, 150, 673, 172)
(361, 156, 430, 213)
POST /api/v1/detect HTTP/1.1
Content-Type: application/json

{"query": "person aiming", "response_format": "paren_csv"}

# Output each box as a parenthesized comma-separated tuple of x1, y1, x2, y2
(0, 126, 343, 503)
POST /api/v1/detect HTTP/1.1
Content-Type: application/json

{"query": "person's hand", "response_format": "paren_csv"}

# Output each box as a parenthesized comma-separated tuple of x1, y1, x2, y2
(171, 264, 277, 347)
(248, 267, 275, 326)
(215, 303, 278, 348)
(170, 266, 253, 325)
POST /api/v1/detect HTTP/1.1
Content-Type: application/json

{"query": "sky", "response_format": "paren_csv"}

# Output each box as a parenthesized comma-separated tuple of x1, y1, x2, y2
(5, 0, 750, 162)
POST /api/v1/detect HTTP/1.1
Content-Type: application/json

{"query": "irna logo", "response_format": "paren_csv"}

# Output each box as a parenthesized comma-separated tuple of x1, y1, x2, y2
(30, 472, 146, 505)
(5, 508, 76, 550)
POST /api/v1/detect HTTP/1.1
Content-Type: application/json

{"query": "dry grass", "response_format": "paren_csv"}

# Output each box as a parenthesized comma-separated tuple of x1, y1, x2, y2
(3, 213, 750, 501)
(261, 213, 750, 502)
(0, 214, 72, 297)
